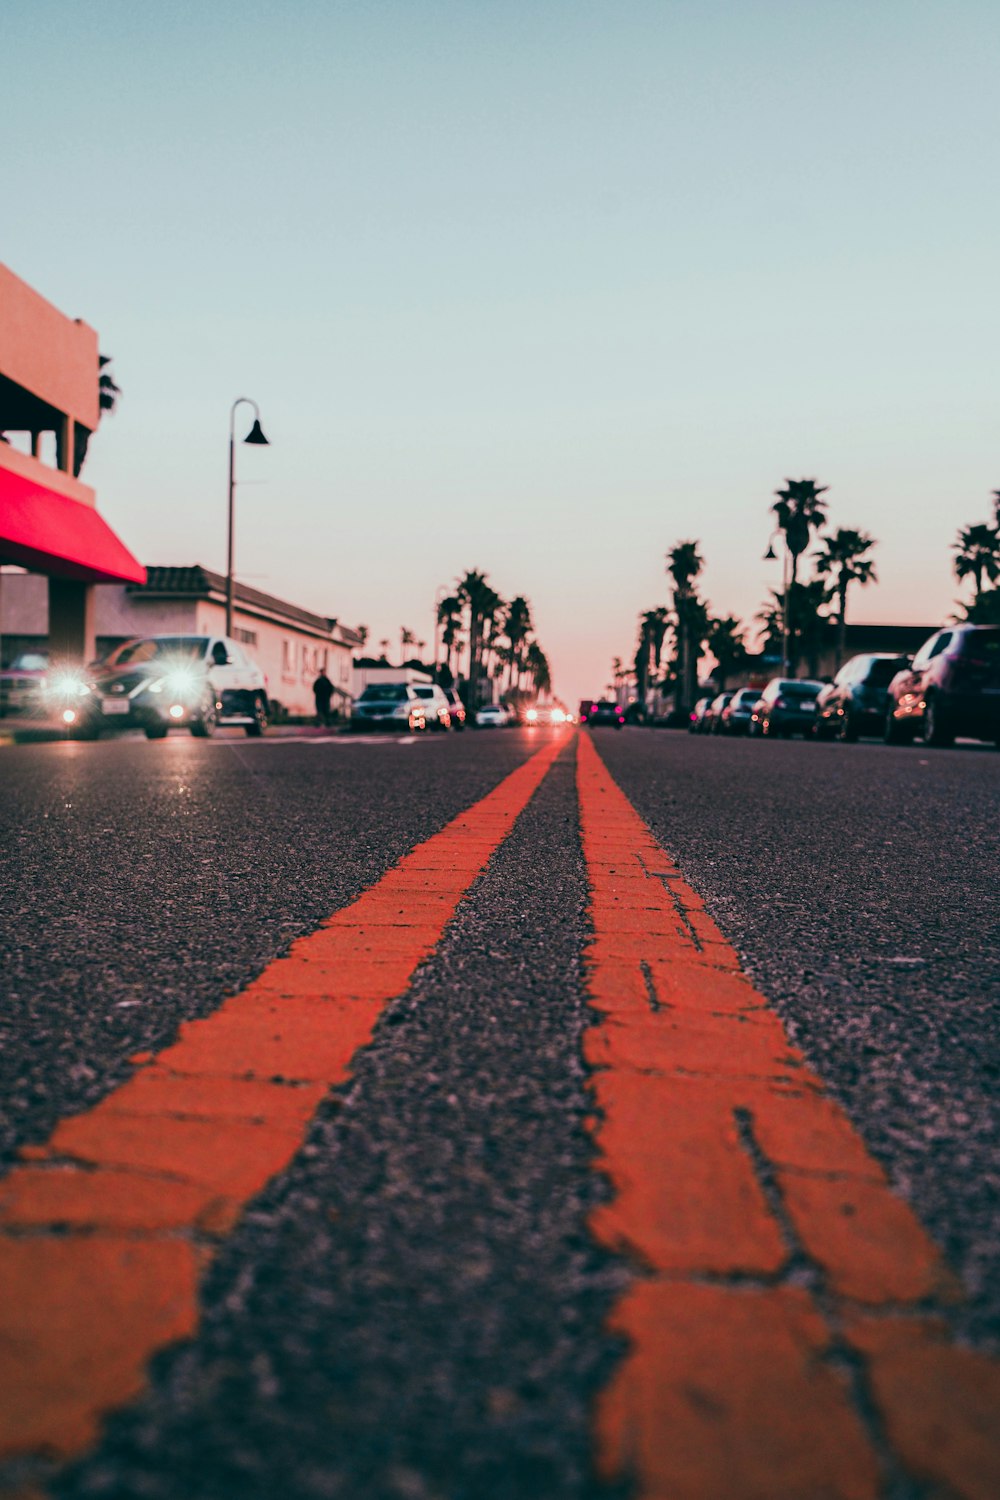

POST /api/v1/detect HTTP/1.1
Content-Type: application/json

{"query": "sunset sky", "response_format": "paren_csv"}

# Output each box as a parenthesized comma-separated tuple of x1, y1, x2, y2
(5, 0, 1000, 702)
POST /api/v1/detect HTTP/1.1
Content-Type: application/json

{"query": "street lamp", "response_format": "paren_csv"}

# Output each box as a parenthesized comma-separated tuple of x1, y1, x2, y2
(764, 527, 791, 676)
(227, 398, 269, 637)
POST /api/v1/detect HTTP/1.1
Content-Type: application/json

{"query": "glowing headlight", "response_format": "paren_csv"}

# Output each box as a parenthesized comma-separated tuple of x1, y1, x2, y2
(168, 703, 186, 719)
(550, 708, 566, 724)
(62, 708, 77, 724)
(47, 671, 90, 700)
(525, 708, 538, 722)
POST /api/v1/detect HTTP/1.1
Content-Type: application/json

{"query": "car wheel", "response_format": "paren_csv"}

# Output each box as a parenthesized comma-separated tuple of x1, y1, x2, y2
(840, 711, 859, 743)
(144, 724, 168, 740)
(922, 696, 954, 748)
(244, 694, 267, 737)
(191, 696, 218, 738)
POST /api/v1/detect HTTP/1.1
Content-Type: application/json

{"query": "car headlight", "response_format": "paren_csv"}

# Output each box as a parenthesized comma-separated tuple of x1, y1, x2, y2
(46, 670, 91, 700)
(525, 708, 538, 722)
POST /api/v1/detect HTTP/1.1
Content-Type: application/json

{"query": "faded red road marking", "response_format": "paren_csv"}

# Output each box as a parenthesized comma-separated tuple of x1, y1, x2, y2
(577, 732, 1000, 1500)
(0, 737, 565, 1480)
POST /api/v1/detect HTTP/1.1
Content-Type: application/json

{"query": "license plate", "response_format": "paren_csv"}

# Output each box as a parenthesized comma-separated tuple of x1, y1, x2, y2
(800, 700, 817, 710)
(102, 697, 131, 715)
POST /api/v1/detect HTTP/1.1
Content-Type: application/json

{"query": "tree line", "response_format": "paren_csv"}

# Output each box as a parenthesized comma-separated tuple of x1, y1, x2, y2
(358, 570, 552, 708)
(626, 480, 1000, 717)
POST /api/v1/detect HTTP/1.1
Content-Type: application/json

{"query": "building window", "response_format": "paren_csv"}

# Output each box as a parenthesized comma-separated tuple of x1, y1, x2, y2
(235, 627, 257, 647)
(282, 640, 296, 681)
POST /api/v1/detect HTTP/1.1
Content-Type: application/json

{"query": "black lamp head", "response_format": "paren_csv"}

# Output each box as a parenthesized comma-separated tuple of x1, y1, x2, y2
(763, 543, 777, 561)
(243, 418, 269, 446)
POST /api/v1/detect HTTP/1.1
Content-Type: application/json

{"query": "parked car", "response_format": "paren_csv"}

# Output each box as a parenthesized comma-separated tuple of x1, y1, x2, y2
(884, 625, 1000, 746)
(0, 650, 50, 717)
(411, 682, 453, 730)
(350, 682, 428, 732)
(91, 635, 268, 739)
(443, 687, 466, 730)
(719, 688, 759, 735)
(702, 693, 733, 735)
(688, 696, 712, 733)
(750, 678, 824, 737)
(475, 703, 511, 728)
(814, 654, 907, 741)
(580, 700, 624, 728)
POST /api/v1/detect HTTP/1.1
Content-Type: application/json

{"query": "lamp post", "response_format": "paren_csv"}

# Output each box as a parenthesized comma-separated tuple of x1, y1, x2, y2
(432, 584, 449, 680)
(227, 398, 269, 637)
(764, 528, 791, 676)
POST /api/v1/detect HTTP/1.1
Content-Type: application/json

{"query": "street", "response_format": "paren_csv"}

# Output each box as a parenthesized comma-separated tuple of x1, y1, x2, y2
(1, 726, 998, 1499)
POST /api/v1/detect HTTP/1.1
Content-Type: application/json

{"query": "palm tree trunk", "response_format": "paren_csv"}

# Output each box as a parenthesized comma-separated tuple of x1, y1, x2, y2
(837, 581, 848, 670)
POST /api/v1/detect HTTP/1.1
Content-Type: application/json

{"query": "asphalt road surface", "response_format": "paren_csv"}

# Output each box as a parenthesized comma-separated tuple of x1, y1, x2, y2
(1, 725, 997, 1500)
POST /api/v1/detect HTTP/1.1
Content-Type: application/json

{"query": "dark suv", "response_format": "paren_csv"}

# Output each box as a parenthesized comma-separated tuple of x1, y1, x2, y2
(814, 654, 907, 741)
(581, 700, 624, 728)
(750, 678, 824, 737)
(885, 626, 1000, 746)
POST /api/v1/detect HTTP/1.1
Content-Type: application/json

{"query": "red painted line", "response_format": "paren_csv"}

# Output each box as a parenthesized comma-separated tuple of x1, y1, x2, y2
(577, 732, 1000, 1500)
(0, 736, 565, 1479)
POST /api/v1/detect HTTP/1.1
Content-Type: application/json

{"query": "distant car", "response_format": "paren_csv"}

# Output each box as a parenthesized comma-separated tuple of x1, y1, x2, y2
(0, 650, 50, 716)
(719, 688, 759, 735)
(688, 696, 712, 733)
(578, 699, 595, 723)
(475, 703, 511, 728)
(814, 654, 907, 741)
(750, 678, 824, 738)
(443, 687, 466, 730)
(580, 700, 624, 728)
(91, 635, 268, 739)
(525, 704, 568, 726)
(411, 682, 453, 730)
(884, 625, 1000, 746)
(702, 693, 733, 735)
(350, 682, 428, 732)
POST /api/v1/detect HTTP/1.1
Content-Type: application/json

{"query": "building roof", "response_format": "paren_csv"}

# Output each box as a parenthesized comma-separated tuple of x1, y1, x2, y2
(127, 565, 364, 646)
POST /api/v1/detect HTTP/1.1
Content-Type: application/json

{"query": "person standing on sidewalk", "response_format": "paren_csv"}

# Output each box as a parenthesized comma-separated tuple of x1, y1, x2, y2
(312, 669, 334, 727)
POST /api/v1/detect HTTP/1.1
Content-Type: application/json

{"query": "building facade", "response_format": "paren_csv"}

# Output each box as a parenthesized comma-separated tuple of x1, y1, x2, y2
(0, 565, 362, 718)
(0, 264, 145, 660)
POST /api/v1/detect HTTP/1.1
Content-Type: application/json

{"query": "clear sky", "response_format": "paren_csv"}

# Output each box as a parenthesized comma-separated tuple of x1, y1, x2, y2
(4, 0, 999, 702)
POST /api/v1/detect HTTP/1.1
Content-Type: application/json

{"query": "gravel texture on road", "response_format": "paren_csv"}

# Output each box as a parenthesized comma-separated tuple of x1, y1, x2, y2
(55, 736, 628, 1500)
(0, 733, 537, 1166)
(596, 727, 1000, 1351)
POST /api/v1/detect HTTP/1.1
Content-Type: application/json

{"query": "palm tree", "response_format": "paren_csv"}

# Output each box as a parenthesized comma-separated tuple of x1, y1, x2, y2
(771, 479, 828, 674)
(525, 642, 551, 696)
(666, 541, 704, 714)
(437, 596, 463, 674)
(72, 354, 121, 476)
(954, 523, 1000, 602)
(400, 627, 416, 662)
(356, 625, 369, 650)
(707, 615, 749, 689)
(813, 529, 878, 668)
(501, 596, 533, 691)
(456, 569, 496, 704)
(759, 581, 831, 678)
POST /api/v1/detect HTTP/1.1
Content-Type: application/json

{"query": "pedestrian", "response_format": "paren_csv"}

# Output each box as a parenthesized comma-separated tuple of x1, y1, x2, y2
(313, 669, 334, 727)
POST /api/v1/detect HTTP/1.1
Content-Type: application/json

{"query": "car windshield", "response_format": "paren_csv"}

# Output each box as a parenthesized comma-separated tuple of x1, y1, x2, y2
(360, 684, 407, 701)
(10, 653, 48, 671)
(111, 637, 206, 666)
(412, 687, 435, 698)
(957, 631, 1000, 657)
(867, 659, 904, 685)
(733, 691, 757, 705)
(783, 682, 822, 697)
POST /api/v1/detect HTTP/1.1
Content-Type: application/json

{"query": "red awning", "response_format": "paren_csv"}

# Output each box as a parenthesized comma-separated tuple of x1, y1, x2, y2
(0, 465, 146, 584)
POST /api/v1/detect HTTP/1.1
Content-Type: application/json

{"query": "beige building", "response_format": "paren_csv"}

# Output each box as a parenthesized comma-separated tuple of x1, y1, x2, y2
(0, 565, 362, 718)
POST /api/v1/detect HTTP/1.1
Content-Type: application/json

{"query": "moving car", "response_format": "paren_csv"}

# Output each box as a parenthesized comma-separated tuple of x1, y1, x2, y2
(411, 682, 453, 730)
(750, 678, 824, 737)
(719, 688, 759, 735)
(884, 625, 1000, 746)
(475, 703, 511, 728)
(525, 704, 568, 726)
(350, 682, 428, 732)
(92, 635, 268, 738)
(580, 700, 624, 728)
(814, 654, 906, 741)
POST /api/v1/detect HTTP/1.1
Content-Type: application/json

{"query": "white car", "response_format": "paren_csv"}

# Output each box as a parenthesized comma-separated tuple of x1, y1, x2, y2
(475, 703, 511, 728)
(91, 635, 269, 739)
(410, 682, 454, 729)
